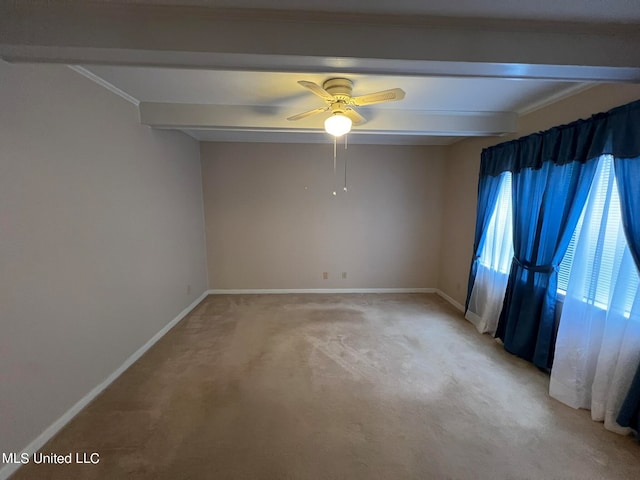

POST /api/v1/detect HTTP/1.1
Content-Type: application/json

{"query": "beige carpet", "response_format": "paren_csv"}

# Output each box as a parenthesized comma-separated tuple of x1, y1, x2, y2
(11, 293, 640, 479)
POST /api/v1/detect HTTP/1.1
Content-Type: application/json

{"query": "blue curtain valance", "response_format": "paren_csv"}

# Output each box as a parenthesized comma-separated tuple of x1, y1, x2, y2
(480, 98, 640, 177)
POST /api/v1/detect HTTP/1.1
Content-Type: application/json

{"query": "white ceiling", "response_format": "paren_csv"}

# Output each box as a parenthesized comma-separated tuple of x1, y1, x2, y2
(83, 67, 582, 112)
(96, 0, 640, 23)
(79, 66, 590, 145)
(4, 1, 637, 145)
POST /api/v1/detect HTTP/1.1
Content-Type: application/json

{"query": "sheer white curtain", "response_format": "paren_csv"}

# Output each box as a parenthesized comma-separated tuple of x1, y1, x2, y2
(550, 155, 640, 433)
(466, 172, 513, 335)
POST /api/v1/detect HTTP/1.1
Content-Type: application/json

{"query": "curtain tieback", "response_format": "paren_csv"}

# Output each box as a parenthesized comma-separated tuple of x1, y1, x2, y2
(513, 257, 557, 273)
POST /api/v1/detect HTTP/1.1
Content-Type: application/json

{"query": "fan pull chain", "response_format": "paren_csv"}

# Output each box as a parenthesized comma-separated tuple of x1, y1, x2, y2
(343, 134, 348, 192)
(332, 136, 337, 196)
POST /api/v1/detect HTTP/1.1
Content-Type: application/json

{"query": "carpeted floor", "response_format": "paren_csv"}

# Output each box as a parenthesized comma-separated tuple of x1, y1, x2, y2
(11, 293, 640, 479)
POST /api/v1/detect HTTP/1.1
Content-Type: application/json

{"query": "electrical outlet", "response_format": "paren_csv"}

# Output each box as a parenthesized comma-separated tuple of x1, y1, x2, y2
(342, 272, 347, 279)
(323, 272, 328, 280)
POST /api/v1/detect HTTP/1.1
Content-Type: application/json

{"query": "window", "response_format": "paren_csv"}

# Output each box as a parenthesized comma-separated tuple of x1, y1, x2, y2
(467, 172, 514, 335)
(478, 172, 513, 274)
(550, 155, 640, 424)
(557, 155, 639, 315)
(481, 155, 638, 316)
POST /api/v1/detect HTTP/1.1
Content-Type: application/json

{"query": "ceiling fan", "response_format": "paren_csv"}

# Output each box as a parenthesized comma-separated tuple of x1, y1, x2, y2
(287, 78, 406, 136)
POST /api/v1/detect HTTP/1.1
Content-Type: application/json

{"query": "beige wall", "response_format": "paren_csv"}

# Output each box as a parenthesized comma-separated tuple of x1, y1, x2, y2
(439, 84, 640, 306)
(201, 142, 445, 289)
(3, 59, 638, 466)
(0, 61, 208, 459)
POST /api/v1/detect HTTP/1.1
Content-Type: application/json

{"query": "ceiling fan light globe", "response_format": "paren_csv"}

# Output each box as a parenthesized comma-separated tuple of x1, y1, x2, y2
(324, 114, 352, 137)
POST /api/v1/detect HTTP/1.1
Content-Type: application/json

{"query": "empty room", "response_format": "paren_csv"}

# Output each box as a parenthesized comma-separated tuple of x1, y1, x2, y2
(2, 1, 640, 479)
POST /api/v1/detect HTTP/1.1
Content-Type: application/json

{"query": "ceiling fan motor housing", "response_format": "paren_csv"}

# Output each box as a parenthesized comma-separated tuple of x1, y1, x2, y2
(323, 78, 354, 101)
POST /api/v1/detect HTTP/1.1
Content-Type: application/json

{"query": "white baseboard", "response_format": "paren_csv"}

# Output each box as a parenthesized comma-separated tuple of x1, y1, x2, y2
(1, 287, 463, 479)
(205, 288, 465, 314)
(0, 291, 208, 480)
(207, 288, 435, 295)
(434, 289, 465, 312)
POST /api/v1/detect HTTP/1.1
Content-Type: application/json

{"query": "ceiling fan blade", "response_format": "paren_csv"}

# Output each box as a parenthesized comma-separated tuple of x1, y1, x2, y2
(352, 88, 406, 106)
(298, 80, 335, 101)
(344, 108, 366, 125)
(286, 107, 329, 121)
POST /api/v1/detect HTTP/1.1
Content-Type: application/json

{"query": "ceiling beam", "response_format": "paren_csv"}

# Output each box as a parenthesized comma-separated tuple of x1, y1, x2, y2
(183, 130, 460, 145)
(1, 4, 640, 81)
(139, 103, 518, 137)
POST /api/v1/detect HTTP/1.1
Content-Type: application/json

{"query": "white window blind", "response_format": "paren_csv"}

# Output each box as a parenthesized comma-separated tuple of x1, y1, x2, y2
(557, 155, 639, 314)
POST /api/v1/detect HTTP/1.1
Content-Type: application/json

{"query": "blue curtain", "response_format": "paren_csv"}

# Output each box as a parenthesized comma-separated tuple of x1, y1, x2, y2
(618, 366, 640, 432)
(614, 154, 640, 430)
(465, 174, 503, 311)
(495, 159, 597, 368)
(475, 98, 640, 369)
(614, 156, 640, 269)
